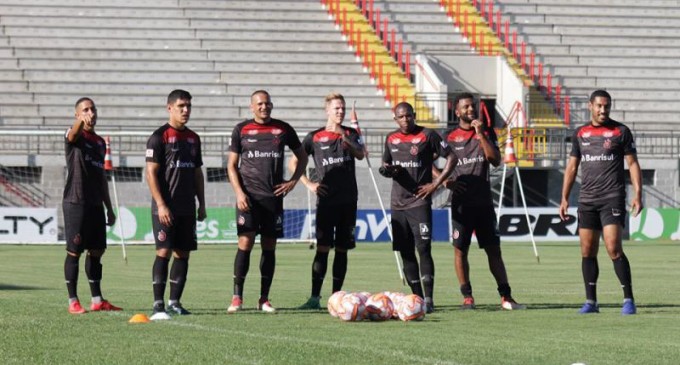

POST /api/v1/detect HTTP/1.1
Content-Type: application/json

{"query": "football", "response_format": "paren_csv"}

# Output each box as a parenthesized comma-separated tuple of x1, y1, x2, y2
(385, 291, 406, 318)
(336, 293, 366, 322)
(327, 290, 346, 318)
(365, 292, 394, 321)
(397, 294, 426, 321)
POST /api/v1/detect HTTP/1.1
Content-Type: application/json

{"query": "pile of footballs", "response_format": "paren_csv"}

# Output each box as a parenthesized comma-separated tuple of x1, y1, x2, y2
(327, 291, 426, 322)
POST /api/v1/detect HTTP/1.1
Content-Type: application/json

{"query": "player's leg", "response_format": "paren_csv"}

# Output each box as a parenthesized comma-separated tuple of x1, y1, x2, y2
(411, 205, 434, 312)
(393, 210, 423, 298)
(229, 199, 260, 313)
(299, 205, 331, 309)
(151, 213, 173, 317)
(256, 197, 282, 312)
(601, 201, 635, 315)
(63, 202, 86, 314)
(166, 216, 197, 315)
(451, 205, 474, 309)
(331, 203, 356, 294)
(578, 201, 602, 314)
(84, 205, 122, 311)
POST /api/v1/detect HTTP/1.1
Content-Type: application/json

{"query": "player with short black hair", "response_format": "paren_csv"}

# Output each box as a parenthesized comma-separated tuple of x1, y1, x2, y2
(291, 93, 365, 310)
(227, 90, 308, 313)
(560, 89, 642, 315)
(63, 97, 121, 314)
(145, 89, 206, 319)
(381, 102, 456, 313)
(436, 93, 525, 311)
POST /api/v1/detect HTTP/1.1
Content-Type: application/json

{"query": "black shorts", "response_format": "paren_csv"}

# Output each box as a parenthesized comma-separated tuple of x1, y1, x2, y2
(578, 199, 626, 230)
(236, 197, 283, 238)
(63, 202, 106, 254)
(390, 204, 432, 252)
(450, 204, 500, 250)
(152, 214, 197, 251)
(316, 203, 357, 250)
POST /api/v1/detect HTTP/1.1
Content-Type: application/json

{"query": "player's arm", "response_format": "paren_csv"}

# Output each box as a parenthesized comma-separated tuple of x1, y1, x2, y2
(288, 154, 327, 197)
(416, 153, 457, 200)
(195, 167, 206, 221)
(626, 153, 643, 217)
(342, 132, 365, 160)
(101, 172, 115, 226)
(66, 112, 89, 143)
(227, 151, 250, 212)
(473, 120, 500, 166)
(559, 156, 580, 221)
(274, 145, 308, 196)
(146, 161, 173, 226)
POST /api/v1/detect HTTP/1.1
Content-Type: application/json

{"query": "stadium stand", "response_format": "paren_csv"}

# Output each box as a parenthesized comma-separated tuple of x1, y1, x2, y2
(495, 0, 680, 130)
(0, 0, 393, 131)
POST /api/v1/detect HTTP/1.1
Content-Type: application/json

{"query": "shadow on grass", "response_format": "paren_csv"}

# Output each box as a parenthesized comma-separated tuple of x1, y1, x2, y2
(0, 283, 47, 290)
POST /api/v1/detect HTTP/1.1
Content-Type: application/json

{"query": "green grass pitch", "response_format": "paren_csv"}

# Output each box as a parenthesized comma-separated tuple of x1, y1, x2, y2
(1, 241, 679, 365)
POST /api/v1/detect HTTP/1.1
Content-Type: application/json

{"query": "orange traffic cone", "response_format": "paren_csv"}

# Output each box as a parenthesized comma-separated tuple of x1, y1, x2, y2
(104, 136, 113, 171)
(128, 313, 151, 323)
(504, 131, 518, 164)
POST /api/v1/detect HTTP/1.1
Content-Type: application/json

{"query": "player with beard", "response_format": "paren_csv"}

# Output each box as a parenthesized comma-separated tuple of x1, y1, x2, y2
(62, 97, 121, 314)
(435, 92, 525, 310)
(380, 102, 457, 313)
(146, 89, 206, 319)
(227, 90, 308, 313)
(290, 93, 365, 310)
(560, 89, 642, 315)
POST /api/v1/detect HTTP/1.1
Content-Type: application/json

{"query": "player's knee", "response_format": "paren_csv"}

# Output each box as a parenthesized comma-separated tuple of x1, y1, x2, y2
(87, 249, 104, 257)
(67, 250, 81, 258)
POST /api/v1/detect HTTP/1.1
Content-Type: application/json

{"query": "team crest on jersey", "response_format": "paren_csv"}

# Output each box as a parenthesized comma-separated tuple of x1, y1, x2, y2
(454, 135, 464, 142)
(157, 230, 166, 242)
(320, 136, 329, 143)
(238, 215, 245, 225)
(73, 233, 81, 246)
(452, 229, 459, 240)
(271, 128, 283, 135)
(410, 145, 419, 155)
(603, 139, 612, 150)
(272, 137, 280, 146)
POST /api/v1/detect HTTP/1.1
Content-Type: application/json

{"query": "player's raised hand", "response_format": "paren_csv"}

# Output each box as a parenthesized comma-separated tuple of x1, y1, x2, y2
(236, 191, 250, 212)
(471, 119, 483, 134)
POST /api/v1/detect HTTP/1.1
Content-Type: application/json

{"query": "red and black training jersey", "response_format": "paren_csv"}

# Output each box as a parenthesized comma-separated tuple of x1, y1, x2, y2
(146, 123, 203, 215)
(570, 119, 636, 203)
(229, 118, 301, 199)
(444, 127, 499, 207)
(302, 126, 361, 206)
(63, 129, 106, 206)
(382, 125, 451, 210)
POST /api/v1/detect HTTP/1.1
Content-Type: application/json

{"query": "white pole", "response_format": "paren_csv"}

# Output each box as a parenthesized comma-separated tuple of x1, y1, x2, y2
(110, 173, 127, 263)
(513, 166, 540, 263)
(497, 163, 508, 223)
(351, 100, 405, 285)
